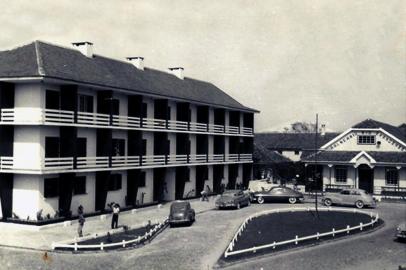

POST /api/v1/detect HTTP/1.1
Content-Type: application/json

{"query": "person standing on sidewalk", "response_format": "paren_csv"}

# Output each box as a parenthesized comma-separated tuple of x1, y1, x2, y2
(111, 203, 120, 229)
(77, 205, 85, 237)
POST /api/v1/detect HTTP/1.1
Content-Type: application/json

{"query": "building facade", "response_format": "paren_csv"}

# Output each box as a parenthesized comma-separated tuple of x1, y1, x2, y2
(302, 119, 406, 197)
(0, 41, 257, 220)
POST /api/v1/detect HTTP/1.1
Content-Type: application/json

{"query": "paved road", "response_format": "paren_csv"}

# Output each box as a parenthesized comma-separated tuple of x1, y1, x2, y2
(0, 202, 404, 270)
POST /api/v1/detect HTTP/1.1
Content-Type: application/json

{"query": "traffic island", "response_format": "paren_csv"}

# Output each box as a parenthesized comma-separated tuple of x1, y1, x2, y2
(218, 207, 383, 266)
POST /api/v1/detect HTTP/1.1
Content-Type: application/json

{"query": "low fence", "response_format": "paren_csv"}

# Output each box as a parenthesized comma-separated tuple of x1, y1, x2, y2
(52, 219, 169, 251)
(224, 207, 379, 258)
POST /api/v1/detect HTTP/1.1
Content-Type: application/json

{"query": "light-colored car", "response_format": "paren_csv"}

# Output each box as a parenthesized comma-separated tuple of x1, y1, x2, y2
(322, 188, 376, 209)
(396, 223, 406, 241)
(215, 190, 251, 209)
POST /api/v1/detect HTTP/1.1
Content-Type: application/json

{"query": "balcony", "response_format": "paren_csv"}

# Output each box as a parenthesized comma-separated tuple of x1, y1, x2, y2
(0, 153, 253, 173)
(0, 108, 254, 136)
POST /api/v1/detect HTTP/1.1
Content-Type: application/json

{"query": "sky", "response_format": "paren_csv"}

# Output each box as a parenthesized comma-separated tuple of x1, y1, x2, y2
(0, 0, 404, 132)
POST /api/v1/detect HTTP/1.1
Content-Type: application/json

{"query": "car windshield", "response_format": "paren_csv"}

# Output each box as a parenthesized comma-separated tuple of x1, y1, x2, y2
(171, 203, 188, 211)
(222, 190, 237, 196)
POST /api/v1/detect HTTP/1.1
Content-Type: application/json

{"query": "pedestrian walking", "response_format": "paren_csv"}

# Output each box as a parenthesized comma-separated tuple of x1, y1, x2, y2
(111, 203, 120, 229)
(77, 205, 85, 237)
(201, 185, 211, 201)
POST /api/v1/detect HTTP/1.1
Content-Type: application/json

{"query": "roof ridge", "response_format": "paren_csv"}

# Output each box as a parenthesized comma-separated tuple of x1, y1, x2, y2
(34, 41, 45, 76)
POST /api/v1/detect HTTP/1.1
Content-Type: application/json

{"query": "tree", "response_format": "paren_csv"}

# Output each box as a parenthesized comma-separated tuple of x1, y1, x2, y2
(283, 121, 317, 133)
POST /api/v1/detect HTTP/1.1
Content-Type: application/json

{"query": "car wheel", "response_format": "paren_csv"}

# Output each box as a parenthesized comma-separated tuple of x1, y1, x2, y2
(257, 196, 265, 204)
(355, 200, 364, 209)
(324, 198, 333, 207)
(288, 197, 297, 204)
(237, 203, 241, 209)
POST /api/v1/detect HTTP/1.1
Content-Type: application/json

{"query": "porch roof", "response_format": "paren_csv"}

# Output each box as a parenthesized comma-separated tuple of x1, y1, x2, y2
(302, 151, 406, 166)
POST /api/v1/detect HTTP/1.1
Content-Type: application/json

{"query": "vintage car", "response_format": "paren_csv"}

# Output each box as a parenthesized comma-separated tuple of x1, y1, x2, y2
(396, 222, 406, 241)
(215, 189, 251, 209)
(168, 201, 195, 227)
(322, 188, 376, 209)
(252, 186, 304, 204)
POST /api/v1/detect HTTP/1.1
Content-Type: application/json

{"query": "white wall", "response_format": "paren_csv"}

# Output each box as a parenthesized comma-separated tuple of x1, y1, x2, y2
(168, 133, 176, 155)
(137, 169, 154, 204)
(113, 92, 128, 116)
(143, 131, 154, 156)
(12, 174, 41, 220)
(206, 165, 214, 191)
(13, 126, 43, 170)
(106, 171, 127, 207)
(189, 134, 196, 155)
(190, 104, 197, 123)
(184, 167, 196, 197)
(71, 172, 96, 213)
(143, 97, 154, 119)
(77, 128, 97, 156)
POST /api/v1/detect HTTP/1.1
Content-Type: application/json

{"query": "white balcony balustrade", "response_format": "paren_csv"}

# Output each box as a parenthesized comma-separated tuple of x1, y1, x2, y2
(77, 111, 110, 126)
(227, 154, 239, 162)
(239, 153, 253, 161)
(210, 154, 224, 162)
(142, 118, 166, 129)
(189, 154, 207, 164)
(142, 155, 166, 166)
(112, 115, 140, 128)
(225, 126, 239, 134)
(111, 156, 140, 168)
(167, 154, 188, 164)
(168, 120, 188, 131)
(0, 157, 14, 170)
(43, 157, 74, 171)
(77, 156, 110, 170)
(242, 127, 253, 135)
(209, 124, 225, 133)
(189, 122, 208, 132)
(0, 108, 74, 124)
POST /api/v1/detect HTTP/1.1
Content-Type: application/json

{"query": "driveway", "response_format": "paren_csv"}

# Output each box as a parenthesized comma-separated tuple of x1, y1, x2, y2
(0, 202, 404, 270)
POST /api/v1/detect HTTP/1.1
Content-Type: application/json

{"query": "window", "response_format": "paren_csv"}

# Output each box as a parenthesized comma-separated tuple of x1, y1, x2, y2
(44, 178, 59, 198)
(73, 176, 86, 195)
(138, 172, 146, 187)
(112, 139, 125, 156)
(335, 166, 347, 183)
(340, 190, 350, 195)
(357, 135, 376, 145)
(77, 138, 87, 157)
(45, 90, 60, 110)
(385, 168, 399, 186)
(109, 174, 122, 191)
(45, 137, 60, 158)
(78, 94, 94, 113)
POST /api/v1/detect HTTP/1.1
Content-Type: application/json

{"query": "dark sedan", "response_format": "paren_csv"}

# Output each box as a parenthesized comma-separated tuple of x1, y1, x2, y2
(168, 201, 195, 227)
(215, 190, 251, 209)
(252, 186, 304, 204)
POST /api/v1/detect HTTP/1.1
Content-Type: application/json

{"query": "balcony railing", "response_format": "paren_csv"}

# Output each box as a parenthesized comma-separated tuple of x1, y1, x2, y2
(0, 108, 254, 136)
(0, 153, 253, 173)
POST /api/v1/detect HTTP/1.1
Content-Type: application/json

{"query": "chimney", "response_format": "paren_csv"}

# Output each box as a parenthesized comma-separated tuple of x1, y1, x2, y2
(168, 67, 184, 80)
(320, 124, 326, 136)
(72, 41, 93, 58)
(126, 57, 144, 70)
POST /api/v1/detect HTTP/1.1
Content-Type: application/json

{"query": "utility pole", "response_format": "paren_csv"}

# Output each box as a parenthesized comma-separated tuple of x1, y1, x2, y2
(314, 114, 319, 217)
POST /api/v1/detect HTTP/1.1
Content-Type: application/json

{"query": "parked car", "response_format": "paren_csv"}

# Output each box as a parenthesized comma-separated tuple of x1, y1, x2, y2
(168, 201, 195, 227)
(322, 188, 376, 209)
(215, 190, 251, 209)
(396, 222, 406, 241)
(252, 186, 304, 204)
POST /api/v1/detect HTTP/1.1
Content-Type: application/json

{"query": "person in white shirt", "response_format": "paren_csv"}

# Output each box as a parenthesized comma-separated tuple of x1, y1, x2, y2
(111, 203, 120, 229)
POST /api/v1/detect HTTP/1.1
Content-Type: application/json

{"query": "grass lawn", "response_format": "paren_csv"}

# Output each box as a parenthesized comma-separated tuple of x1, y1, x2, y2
(221, 210, 382, 263)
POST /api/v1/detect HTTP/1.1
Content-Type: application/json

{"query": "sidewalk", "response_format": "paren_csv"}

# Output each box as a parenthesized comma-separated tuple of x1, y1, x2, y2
(0, 198, 216, 251)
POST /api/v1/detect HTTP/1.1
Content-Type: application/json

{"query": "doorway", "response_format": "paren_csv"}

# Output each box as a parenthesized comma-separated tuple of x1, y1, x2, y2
(358, 165, 374, 193)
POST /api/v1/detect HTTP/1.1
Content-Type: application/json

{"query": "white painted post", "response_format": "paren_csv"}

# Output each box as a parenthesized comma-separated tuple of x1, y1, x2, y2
(332, 228, 335, 237)
(101, 242, 104, 251)
(347, 225, 350, 234)
(317, 232, 320, 240)
(295, 235, 298, 245)
(360, 223, 363, 231)
(74, 242, 78, 251)
(253, 246, 256, 253)
(273, 241, 276, 249)
(122, 240, 126, 247)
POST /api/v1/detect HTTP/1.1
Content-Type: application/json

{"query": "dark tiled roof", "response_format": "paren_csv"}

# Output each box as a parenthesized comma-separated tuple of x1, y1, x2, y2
(0, 41, 257, 112)
(302, 151, 406, 164)
(255, 132, 340, 151)
(253, 142, 292, 164)
(352, 119, 406, 143)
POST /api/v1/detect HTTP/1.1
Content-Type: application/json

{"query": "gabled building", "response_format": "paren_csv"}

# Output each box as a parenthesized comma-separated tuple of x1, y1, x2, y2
(302, 119, 406, 196)
(0, 41, 257, 220)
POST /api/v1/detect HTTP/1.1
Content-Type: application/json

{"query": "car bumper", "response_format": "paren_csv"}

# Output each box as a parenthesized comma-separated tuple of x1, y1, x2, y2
(169, 218, 190, 224)
(216, 203, 236, 208)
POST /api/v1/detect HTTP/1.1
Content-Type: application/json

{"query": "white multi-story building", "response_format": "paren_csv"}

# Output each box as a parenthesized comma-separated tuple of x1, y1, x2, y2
(0, 41, 257, 221)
